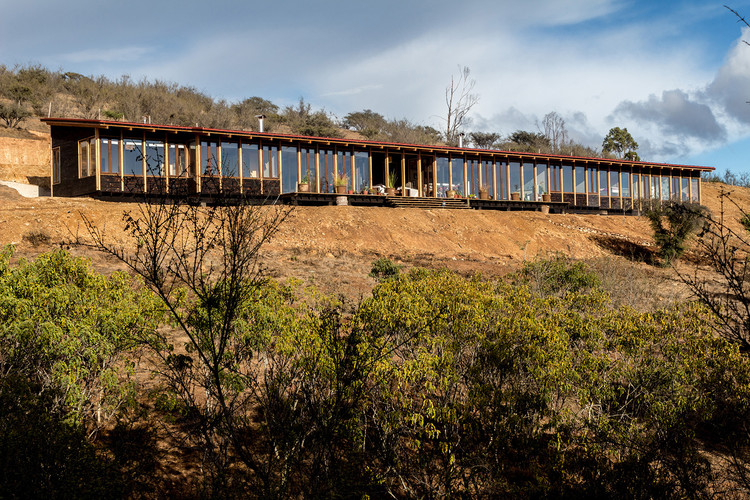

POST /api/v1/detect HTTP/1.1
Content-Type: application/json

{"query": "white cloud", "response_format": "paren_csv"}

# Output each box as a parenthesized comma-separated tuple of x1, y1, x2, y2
(62, 46, 153, 63)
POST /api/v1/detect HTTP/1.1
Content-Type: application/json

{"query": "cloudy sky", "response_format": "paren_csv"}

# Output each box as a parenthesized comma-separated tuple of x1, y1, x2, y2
(3, 0, 750, 173)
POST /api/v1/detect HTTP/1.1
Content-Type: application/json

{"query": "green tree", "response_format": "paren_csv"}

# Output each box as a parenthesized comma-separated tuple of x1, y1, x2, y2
(602, 126, 640, 160)
(469, 131, 500, 149)
(343, 109, 387, 139)
(644, 200, 707, 266)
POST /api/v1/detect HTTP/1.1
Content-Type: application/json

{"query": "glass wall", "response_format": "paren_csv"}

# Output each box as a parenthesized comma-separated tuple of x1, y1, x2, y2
(467, 159, 480, 197)
(682, 177, 689, 201)
(201, 140, 219, 176)
(354, 151, 369, 192)
(320, 148, 335, 193)
(651, 175, 659, 199)
(575, 166, 585, 194)
(599, 170, 608, 196)
(661, 175, 670, 200)
(588, 166, 597, 194)
(481, 160, 493, 197)
(101, 138, 119, 174)
(145, 141, 164, 176)
(123, 139, 142, 176)
(691, 178, 699, 202)
(633, 174, 640, 200)
(241, 143, 259, 179)
(263, 145, 279, 178)
(495, 160, 507, 199)
(301, 147, 316, 190)
(523, 162, 534, 200)
(610, 170, 619, 197)
(536, 162, 548, 198)
(436, 157, 450, 197)
(559, 163, 571, 193)
(550, 164, 561, 192)
(509, 161, 521, 198)
(337, 150, 352, 189)
(621, 169, 630, 197)
(168, 144, 187, 176)
(281, 146, 298, 193)
(221, 141, 239, 177)
(451, 158, 464, 195)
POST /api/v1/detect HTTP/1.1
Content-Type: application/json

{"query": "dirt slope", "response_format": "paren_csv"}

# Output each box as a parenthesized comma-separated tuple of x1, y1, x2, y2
(0, 181, 744, 300)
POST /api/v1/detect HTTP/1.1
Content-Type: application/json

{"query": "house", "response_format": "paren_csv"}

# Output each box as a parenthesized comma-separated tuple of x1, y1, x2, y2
(42, 117, 713, 212)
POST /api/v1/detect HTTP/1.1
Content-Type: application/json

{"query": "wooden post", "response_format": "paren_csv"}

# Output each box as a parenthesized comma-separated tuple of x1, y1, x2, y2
(94, 128, 101, 192)
(417, 154, 423, 197)
(258, 142, 263, 195)
(238, 140, 244, 192)
(401, 152, 406, 196)
(369, 150, 373, 190)
(164, 134, 170, 194)
(533, 160, 538, 201)
(463, 157, 468, 197)
(119, 130, 124, 192)
(432, 156, 437, 198)
(142, 134, 147, 192)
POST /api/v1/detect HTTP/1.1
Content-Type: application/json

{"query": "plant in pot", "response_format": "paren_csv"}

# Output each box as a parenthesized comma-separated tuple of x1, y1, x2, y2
(542, 189, 551, 203)
(511, 184, 521, 201)
(298, 172, 310, 193)
(478, 184, 489, 200)
(385, 170, 398, 196)
(334, 174, 348, 195)
(445, 186, 456, 198)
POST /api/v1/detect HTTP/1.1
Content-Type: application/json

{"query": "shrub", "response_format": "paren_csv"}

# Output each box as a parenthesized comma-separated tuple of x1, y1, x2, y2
(508, 254, 601, 297)
(368, 257, 401, 280)
(644, 200, 708, 266)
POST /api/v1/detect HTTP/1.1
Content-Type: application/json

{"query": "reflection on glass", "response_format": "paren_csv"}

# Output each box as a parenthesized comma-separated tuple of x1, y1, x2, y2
(436, 157, 450, 197)
(264, 145, 278, 178)
(320, 149, 335, 193)
(451, 158, 464, 195)
(682, 177, 689, 201)
(301, 148, 316, 191)
(633, 174, 640, 199)
(354, 151, 369, 192)
(146, 141, 164, 176)
(575, 166, 585, 194)
(80, 140, 89, 177)
(201, 140, 219, 176)
(101, 138, 119, 174)
(536, 163, 548, 198)
(562, 164, 573, 193)
(495, 160, 507, 199)
(691, 178, 699, 201)
(123, 139, 142, 176)
(550, 165, 560, 192)
(588, 167, 597, 193)
(510, 161, 521, 198)
(599, 170, 608, 196)
(661, 176, 670, 200)
(523, 162, 534, 200)
(621, 170, 630, 197)
(610, 171, 619, 197)
(169, 144, 187, 176)
(281, 146, 298, 193)
(241, 143, 259, 179)
(221, 142, 239, 177)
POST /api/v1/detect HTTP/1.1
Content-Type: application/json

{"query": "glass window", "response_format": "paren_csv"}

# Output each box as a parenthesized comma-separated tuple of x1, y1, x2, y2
(599, 170, 608, 196)
(101, 138, 119, 174)
(536, 162, 548, 198)
(201, 140, 219, 176)
(354, 151, 369, 192)
(550, 164, 561, 192)
(562, 164, 573, 193)
(52, 147, 61, 184)
(621, 169, 630, 197)
(221, 141, 239, 177)
(682, 177, 689, 201)
(673, 176, 680, 200)
(482, 160, 494, 197)
(633, 174, 640, 200)
(301, 147, 316, 191)
(79, 140, 89, 178)
(523, 162, 534, 200)
(661, 176, 670, 200)
(336, 150, 352, 187)
(145, 141, 164, 176)
(123, 139, 142, 176)
(320, 149, 335, 193)
(281, 146, 298, 193)
(610, 170, 619, 197)
(643, 175, 650, 199)
(467, 159, 480, 197)
(263, 145, 279, 178)
(691, 178, 699, 202)
(495, 160, 507, 199)
(451, 157, 464, 195)
(436, 157, 450, 197)
(168, 144, 187, 176)
(588, 167, 597, 193)
(509, 161, 521, 198)
(651, 175, 660, 199)
(575, 166, 585, 194)
(241, 142, 259, 179)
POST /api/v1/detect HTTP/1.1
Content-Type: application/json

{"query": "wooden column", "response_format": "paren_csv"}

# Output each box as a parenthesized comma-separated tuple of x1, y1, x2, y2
(315, 147, 321, 193)
(417, 154, 422, 197)
(400, 152, 406, 196)
(432, 156, 437, 198)
(369, 151, 373, 190)
(119, 130, 124, 192)
(94, 128, 101, 192)
(463, 157, 468, 197)
(257, 142, 263, 195)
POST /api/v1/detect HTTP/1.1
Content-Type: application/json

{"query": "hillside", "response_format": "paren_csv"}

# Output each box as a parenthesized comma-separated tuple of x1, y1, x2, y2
(0, 178, 743, 304)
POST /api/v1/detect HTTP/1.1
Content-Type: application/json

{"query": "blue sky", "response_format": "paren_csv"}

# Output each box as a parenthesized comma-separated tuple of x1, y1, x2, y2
(3, 0, 750, 173)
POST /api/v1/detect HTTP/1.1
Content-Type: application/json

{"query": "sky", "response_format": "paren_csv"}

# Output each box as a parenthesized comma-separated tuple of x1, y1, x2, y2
(3, 0, 750, 173)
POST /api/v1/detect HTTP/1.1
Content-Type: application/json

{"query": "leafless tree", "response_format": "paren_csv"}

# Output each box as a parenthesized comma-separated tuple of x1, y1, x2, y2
(539, 111, 568, 153)
(443, 66, 479, 146)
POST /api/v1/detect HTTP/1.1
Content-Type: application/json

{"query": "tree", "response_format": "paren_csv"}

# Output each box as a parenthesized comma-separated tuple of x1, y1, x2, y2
(540, 111, 567, 153)
(443, 66, 479, 146)
(0, 102, 30, 128)
(469, 131, 500, 149)
(343, 109, 387, 139)
(506, 130, 550, 152)
(281, 97, 341, 137)
(602, 126, 640, 160)
(644, 200, 708, 266)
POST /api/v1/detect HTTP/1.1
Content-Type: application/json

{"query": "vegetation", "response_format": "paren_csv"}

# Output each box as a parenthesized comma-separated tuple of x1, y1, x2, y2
(645, 200, 708, 266)
(602, 126, 640, 160)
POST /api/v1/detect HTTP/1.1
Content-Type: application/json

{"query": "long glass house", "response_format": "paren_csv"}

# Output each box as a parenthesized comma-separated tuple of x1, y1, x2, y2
(43, 117, 713, 211)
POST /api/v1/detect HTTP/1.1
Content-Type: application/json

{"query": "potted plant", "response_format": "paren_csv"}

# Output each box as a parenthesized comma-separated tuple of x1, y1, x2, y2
(385, 170, 397, 196)
(334, 174, 348, 195)
(511, 184, 521, 201)
(298, 172, 310, 192)
(478, 184, 489, 200)
(542, 189, 551, 203)
(446, 187, 456, 199)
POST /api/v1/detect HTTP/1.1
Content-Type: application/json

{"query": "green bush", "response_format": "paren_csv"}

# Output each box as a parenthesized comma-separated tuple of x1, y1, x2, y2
(368, 257, 401, 280)
(645, 200, 708, 265)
